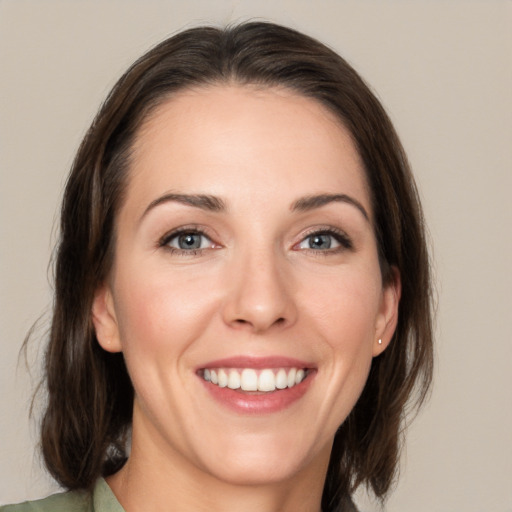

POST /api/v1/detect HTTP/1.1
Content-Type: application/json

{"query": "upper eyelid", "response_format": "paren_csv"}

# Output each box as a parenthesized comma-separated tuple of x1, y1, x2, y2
(156, 224, 353, 249)
(295, 226, 353, 250)
(298, 225, 351, 240)
(158, 229, 220, 257)
(159, 225, 214, 246)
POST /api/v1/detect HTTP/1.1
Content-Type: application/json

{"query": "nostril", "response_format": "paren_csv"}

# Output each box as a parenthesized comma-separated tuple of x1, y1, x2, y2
(231, 316, 286, 330)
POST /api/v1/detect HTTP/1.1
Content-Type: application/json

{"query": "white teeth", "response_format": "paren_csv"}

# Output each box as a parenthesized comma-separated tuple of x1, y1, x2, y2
(227, 369, 241, 390)
(275, 369, 288, 389)
(240, 369, 258, 391)
(258, 369, 276, 392)
(287, 368, 296, 387)
(203, 367, 308, 392)
(217, 369, 228, 388)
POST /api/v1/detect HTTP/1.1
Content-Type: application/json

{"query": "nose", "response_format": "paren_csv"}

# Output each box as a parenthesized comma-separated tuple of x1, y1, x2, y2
(221, 249, 298, 333)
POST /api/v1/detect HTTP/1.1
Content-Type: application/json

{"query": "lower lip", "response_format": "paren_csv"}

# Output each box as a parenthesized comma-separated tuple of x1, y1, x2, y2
(199, 371, 315, 414)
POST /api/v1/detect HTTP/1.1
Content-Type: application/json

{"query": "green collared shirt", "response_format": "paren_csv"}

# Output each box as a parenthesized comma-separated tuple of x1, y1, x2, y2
(1, 479, 359, 512)
(0, 479, 123, 512)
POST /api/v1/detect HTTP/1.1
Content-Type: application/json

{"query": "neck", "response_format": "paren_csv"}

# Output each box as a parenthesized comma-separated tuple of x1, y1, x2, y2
(107, 420, 329, 512)
(108, 465, 324, 512)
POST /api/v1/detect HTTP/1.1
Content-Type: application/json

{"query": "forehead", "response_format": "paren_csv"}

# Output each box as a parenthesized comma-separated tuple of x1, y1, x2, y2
(125, 84, 371, 217)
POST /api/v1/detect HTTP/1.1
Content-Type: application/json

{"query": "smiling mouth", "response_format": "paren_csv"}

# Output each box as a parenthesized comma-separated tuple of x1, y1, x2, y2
(200, 367, 309, 392)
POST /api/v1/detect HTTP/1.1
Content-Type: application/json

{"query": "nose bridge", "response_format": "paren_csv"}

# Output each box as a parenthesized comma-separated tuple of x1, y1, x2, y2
(222, 241, 297, 333)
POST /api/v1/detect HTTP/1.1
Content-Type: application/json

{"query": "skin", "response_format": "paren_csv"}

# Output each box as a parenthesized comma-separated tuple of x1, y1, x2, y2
(92, 85, 400, 512)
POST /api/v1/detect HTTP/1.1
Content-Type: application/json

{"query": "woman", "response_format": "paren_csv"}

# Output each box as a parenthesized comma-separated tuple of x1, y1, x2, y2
(2, 21, 433, 512)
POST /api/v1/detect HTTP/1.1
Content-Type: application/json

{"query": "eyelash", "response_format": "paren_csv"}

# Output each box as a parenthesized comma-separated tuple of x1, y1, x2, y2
(295, 227, 353, 254)
(158, 226, 353, 256)
(158, 226, 215, 256)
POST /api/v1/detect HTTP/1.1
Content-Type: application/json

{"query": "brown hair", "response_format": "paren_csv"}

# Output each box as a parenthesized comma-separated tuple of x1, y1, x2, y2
(40, 21, 433, 511)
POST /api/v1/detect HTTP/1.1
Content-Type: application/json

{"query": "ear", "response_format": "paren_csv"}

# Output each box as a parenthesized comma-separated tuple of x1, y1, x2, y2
(91, 285, 122, 353)
(373, 267, 401, 357)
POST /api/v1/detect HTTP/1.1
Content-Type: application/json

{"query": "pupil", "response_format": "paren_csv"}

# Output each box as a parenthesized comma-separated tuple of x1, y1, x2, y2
(179, 233, 201, 250)
(310, 234, 331, 249)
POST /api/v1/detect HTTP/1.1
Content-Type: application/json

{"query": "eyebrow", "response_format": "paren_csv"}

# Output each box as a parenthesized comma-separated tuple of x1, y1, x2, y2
(291, 194, 369, 221)
(141, 193, 226, 221)
(141, 192, 369, 222)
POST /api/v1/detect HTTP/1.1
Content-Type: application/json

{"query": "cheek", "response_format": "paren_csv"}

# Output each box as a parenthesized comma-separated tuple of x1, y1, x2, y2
(112, 267, 220, 361)
(304, 267, 382, 344)
(110, 268, 225, 423)
(302, 267, 381, 405)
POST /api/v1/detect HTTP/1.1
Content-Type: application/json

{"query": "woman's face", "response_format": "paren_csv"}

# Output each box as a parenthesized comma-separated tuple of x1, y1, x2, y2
(93, 85, 399, 487)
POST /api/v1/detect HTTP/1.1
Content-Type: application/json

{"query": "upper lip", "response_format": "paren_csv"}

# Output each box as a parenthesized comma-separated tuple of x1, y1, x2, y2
(197, 355, 315, 370)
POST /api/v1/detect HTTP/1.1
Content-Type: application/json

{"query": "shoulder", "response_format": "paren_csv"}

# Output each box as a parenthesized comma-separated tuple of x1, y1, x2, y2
(1, 478, 123, 512)
(0, 489, 90, 512)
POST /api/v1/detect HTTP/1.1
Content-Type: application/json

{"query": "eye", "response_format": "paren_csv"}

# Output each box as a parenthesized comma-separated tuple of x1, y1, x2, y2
(296, 229, 352, 252)
(301, 233, 336, 250)
(160, 229, 217, 254)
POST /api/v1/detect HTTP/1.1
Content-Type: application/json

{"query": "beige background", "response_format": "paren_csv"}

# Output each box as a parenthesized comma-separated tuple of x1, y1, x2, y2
(1, 1, 511, 511)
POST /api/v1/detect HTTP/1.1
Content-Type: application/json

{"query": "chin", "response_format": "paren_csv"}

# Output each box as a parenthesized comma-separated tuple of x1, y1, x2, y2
(193, 431, 330, 487)
(205, 456, 308, 487)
